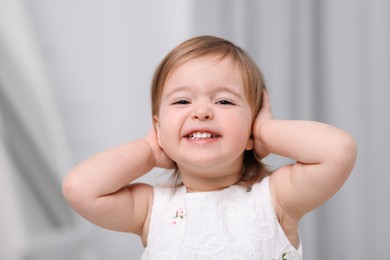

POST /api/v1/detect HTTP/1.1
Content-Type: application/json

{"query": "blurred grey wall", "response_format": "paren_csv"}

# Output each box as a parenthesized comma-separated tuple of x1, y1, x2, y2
(0, 0, 389, 259)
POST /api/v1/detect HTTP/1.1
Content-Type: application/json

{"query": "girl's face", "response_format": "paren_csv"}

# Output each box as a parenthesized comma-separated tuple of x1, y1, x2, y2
(154, 56, 254, 181)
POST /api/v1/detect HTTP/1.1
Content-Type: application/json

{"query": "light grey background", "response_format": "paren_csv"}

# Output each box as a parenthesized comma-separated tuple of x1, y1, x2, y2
(0, 1, 389, 259)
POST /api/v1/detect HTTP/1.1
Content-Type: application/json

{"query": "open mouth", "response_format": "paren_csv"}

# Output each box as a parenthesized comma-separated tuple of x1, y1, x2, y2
(186, 131, 219, 140)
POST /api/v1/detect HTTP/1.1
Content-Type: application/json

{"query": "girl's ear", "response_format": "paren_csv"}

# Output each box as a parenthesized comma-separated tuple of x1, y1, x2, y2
(245, 134, 254, 151)
(153, 115, 162, 147)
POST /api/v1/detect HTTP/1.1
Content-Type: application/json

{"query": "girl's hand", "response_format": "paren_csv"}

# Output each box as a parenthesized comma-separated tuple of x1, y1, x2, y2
(252, 90, 272, 159)
(144, 128, 174, 169)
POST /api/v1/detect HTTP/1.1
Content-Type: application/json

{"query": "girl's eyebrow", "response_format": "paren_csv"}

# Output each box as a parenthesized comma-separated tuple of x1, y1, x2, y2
(214, 86, 244, 99)
(164, 85, 244, 99)
(164, 86, 191, 99)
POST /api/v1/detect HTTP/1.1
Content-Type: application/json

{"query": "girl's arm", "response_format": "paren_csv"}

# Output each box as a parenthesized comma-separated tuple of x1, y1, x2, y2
(253, 92, 357, 222)
(62, 129, 172, 240)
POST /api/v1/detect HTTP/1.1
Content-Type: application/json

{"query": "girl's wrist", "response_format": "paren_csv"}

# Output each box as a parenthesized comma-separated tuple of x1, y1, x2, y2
(253, 119, 272, 159)
(141, 138, 158, 168)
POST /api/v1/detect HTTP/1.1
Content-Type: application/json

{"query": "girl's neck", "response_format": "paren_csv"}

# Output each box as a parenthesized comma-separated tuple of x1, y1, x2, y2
(180, 168, 243, 193)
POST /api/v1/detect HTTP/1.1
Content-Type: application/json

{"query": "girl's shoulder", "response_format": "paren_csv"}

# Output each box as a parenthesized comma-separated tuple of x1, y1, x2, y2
(151, 184, 187, 205)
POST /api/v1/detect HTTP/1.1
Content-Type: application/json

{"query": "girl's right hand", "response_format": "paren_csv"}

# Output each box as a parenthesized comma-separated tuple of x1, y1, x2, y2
(145, 128, 174, 169)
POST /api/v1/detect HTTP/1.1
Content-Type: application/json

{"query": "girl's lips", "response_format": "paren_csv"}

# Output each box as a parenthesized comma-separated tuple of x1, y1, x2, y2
(183, 129, 221, 140)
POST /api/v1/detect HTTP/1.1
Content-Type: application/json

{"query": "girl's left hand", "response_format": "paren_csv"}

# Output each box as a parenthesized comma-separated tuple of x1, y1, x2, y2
(252, 90, 272, 159)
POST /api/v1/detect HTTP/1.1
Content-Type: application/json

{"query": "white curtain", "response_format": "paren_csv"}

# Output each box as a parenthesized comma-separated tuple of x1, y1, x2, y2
(0, 0, 94, 259)
(192, 0, 390, 259)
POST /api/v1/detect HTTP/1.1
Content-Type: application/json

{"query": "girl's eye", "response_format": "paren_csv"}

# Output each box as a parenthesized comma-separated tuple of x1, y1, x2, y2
(216, 99, 234, 105)
(172, 99, 190, 105)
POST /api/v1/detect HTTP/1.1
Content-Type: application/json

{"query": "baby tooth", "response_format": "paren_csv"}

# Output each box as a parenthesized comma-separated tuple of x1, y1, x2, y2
(188, 132, 214, 139)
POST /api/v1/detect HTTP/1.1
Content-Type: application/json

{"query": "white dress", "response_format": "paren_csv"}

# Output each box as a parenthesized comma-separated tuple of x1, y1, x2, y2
(141, 177, 303, 260)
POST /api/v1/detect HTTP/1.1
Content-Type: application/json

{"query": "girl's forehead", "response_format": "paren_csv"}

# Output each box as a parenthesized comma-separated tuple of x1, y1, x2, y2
(166, 61, 241, 90)
(166, 55, 241, 83)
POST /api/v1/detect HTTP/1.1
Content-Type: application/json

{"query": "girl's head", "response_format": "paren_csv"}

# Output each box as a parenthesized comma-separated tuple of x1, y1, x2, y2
(152, 35, 266, 120)
(151, 35, 270, 185)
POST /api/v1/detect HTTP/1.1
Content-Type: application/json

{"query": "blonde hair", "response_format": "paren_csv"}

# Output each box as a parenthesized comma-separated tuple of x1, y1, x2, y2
(151, 35, 270, 186)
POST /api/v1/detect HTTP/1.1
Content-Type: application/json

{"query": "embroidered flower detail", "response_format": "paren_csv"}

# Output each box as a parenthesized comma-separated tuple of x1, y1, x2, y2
(273, 252, 288, 260)
(171, 208, 186, 225)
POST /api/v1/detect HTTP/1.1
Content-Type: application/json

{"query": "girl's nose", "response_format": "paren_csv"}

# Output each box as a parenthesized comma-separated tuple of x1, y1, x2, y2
(191, 103, 213, 121)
